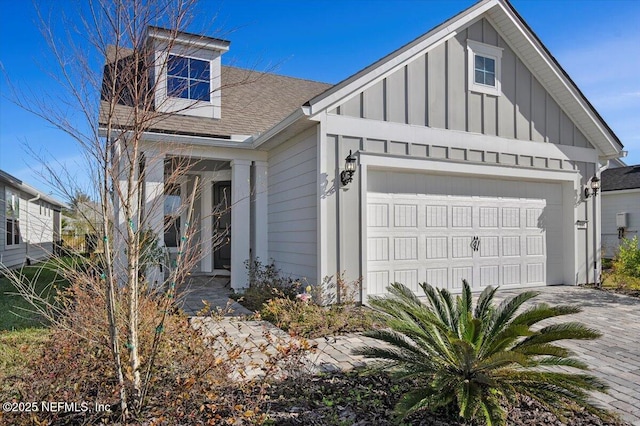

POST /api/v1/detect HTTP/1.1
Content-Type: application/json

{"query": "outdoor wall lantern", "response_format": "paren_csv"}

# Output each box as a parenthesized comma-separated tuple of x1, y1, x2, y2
(584, 175, 600, 198)
(340, 150, 357, 186)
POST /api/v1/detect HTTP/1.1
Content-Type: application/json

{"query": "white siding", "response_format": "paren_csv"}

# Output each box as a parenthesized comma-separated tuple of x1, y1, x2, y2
(267, 128, 317, 280)
(601, 190, 640, 258)
(0, 183, 56, 268)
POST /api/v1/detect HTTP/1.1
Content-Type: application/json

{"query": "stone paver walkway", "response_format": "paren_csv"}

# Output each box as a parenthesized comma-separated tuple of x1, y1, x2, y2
(187, 280, 640, 425)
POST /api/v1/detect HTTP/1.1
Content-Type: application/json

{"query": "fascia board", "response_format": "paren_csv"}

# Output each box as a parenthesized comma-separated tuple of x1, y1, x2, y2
(251, 107, 308, 149)
(307, 0, 497, 116)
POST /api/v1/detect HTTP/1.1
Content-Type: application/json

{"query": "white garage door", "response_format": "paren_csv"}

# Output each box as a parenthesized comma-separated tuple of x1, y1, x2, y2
(366, 174, 562, 295)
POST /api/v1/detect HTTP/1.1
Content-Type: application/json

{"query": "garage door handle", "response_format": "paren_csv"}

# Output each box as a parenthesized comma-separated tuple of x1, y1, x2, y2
(470, 236, 480, 252)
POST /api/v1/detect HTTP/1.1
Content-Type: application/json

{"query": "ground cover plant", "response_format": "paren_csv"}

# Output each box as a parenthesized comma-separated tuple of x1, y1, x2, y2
(355, 281, 612, 426)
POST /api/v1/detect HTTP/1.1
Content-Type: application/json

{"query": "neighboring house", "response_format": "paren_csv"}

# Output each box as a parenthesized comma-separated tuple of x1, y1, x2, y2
(101, 0, 624, 299)
(0, 169, 66, 268)
(601, 165, 640, 258)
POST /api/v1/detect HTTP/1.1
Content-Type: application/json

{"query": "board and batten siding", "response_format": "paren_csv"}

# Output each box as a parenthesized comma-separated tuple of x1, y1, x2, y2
(332, 18, 593, 150)
(267, 128, 318, 281)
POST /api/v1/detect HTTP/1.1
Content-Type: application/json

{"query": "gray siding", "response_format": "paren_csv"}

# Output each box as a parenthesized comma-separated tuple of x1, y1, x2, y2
(267, 128, 318, 280)
(602, 190, 640, 258)
(335, 18, 593, 149)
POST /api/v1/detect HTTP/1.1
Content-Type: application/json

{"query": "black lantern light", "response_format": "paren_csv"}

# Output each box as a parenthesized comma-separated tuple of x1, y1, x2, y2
(340, 150, 357, 186)
(584, 175, 600, 198)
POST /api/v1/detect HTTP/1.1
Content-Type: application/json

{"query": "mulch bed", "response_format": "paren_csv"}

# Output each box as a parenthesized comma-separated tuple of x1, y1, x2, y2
(265, 370, 629, 425)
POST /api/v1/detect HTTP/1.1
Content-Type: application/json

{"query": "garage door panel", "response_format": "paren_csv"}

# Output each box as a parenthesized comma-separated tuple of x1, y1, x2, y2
(452, 236, 474, 258)
(526, 235, 544, 255)
(426, 268, 448, 287)
(527, 263, 545, 284)
(368, 237, 389, 261)
(452, 206, 473, 228)
(480, 265, 500, 287)
(502, 208, 521, 228)
(426, 205, 448, 227)
(394, 204, 418, 227)
(395, 269, 419, 292)
(480, 236, 499, 257)
(368, 270, 389, 295)
(394, 237, 418, 260)
(426, 236, 448, 259)
(452, 267, 472, 288)
(502, 236, 521, 256)
(479, 207, 499, 228)
(368, 204, 389, 227)
(503, 264, 522, 285)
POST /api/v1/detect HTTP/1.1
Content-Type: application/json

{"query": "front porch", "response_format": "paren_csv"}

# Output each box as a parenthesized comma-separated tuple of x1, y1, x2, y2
(139, 143, 268, 290)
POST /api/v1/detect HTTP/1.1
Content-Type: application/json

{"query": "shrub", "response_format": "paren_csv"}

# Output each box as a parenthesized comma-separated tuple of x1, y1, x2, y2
(260, 297, 378, 339)
(232, 260, 302, 311)
(355, 281, 608, 425)
(612, 236, 640, 279)
(1, 274, 309, 425)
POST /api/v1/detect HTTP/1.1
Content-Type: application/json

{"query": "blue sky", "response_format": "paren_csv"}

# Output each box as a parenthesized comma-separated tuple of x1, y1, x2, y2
(1, 0, 638, 199)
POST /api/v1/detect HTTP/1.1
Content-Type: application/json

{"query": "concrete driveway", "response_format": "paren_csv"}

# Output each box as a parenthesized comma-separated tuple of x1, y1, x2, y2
(495, 286, 640, 425)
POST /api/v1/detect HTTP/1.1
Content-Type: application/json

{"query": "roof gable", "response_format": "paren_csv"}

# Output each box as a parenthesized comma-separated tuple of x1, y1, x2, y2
(307, 0, 622, 158)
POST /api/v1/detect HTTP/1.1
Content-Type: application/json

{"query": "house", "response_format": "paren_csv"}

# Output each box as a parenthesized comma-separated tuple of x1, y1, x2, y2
(101, 0, 625, 300)
(0, 169, 65, 268)
(601, 165, 640, 258)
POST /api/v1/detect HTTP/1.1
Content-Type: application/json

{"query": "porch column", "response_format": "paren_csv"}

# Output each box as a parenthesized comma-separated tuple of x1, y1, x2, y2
(231, 160, 251, 290)
(253, 161, 268, 262)
(200, 172, 214, 273)
(143, 149, 165, 288)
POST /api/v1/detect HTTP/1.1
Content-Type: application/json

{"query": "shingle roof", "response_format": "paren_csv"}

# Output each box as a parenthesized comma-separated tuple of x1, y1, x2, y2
(601, 165, 640, 192)
(99, 61, 332, 138)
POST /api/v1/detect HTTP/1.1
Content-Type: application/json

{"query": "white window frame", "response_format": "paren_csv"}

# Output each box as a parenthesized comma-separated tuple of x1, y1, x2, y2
(467, 40, 503, 96)
(5, 189, 22, 247)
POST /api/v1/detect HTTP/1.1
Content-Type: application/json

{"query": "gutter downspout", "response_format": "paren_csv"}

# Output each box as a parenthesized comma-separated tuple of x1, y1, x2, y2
(26, 194, 41, 264)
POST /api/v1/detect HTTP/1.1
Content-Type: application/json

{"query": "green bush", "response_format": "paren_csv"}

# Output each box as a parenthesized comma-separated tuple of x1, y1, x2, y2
(355, 280, 608, 425)
(612, 236, 640, 279)
(231, 260, 302, 311)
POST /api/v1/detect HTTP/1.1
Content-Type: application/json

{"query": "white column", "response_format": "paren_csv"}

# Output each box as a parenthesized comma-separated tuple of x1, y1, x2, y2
(143, 149, 165, 288)
(231, 160, 251, 290)
(200, 173, 214, 273)
(253, 161, 268, 262)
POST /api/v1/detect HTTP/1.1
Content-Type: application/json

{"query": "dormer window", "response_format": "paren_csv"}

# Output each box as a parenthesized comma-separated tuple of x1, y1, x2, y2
(148, 26, 230, 119)
(467, 40, 502, 96)
(167, 55, 211, 102)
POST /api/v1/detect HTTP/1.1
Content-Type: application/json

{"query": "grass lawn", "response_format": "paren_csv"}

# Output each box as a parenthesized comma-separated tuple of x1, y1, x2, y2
(0, 257, 74, 331)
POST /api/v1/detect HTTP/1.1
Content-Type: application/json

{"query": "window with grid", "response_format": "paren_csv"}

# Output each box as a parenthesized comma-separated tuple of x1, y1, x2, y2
(167, 55, 211, 102)
(474, 54, 496, 87)
(5, 189, 21, 246)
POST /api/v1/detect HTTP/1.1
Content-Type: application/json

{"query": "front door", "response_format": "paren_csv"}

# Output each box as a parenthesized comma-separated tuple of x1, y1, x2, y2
(213, 181, 231, 270)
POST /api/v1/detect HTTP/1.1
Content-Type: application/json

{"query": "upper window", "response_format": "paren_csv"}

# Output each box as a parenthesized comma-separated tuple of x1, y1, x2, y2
(467, 40, 502, 96)
(167, 55, 211, 102)
(5, 189, 21, 246)
(474, 55, 495, 87)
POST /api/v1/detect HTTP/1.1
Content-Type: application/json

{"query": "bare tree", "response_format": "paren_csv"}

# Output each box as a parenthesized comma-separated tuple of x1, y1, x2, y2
(1, 0, 257, 420)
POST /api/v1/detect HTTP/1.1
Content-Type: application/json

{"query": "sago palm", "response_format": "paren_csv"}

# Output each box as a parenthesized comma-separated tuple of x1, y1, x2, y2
(354, 281, 608, 425)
